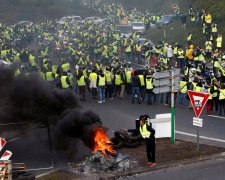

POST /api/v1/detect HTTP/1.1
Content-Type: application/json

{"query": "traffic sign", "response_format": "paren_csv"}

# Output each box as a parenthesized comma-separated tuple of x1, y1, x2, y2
(153, 69, 180, 79)
(153, 76, 180, 86)
(188, 90, 210, 118)
(193, 117, 203, 127)
(153, 83, 179, 94)
(0, 150, 12, 160)
(0, 138, 6, 152)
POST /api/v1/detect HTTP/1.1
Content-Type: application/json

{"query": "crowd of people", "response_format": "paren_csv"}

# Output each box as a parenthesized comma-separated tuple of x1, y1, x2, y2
(0, 1, 225, 116)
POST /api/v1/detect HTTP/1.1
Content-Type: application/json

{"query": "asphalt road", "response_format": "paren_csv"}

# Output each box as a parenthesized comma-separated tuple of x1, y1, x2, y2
(81, 95, 225, 148)
(120, 157, 225, 180)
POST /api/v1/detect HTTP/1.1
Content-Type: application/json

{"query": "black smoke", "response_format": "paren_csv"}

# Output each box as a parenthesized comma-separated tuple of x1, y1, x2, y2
(0, 65, 102, 158)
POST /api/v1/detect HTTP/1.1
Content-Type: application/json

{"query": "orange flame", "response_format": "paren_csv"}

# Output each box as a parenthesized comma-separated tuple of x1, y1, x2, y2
(92, 128, 116, 156)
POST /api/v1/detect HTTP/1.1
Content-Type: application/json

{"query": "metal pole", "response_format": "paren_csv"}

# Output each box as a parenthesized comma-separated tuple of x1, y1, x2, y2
(197, 126, 199, 151)
(171, 67, 175, 144)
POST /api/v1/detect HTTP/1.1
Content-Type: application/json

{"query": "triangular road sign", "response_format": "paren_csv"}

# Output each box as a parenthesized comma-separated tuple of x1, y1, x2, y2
(0, 138, 6, 152)
(188, 90, 210, 118)
(0, 150, 12, 160)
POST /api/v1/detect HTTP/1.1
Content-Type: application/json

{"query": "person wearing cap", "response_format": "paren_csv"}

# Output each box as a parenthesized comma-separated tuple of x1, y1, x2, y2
(139, 116, 156, 167)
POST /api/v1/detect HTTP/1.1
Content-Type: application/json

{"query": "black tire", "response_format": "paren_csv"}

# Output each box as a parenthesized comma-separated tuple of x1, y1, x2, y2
(110, 137, 124, 149)
(124, 141, 140, 148)
(114, 129, 131, 142)
(130, 134, 142, 142)
(18, 172, 35, 180)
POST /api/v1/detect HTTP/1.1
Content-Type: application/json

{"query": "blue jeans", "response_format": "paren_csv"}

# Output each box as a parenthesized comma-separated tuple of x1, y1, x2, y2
(179, 93, 187, 106)
(98, 86, 105, 102)
(132, 87, 140, 103)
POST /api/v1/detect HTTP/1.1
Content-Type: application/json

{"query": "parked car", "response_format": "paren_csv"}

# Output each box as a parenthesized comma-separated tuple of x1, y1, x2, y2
(83, 16, 103, 24)
(156, 14, 176, 28)
(56, 16, 81, 25)
(132, 22, 146, 34)
(14, 21, 33, 28)
(115, 25, 133, 37)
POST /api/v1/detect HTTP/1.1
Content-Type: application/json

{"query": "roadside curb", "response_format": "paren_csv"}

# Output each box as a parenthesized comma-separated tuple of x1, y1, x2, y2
(108, 151, 225, 179)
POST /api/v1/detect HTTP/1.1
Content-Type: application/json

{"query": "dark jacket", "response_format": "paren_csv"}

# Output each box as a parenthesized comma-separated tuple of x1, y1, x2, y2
(131, 75, 141, 87)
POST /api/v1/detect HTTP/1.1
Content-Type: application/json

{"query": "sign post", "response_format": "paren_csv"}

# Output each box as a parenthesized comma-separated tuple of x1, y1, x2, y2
(153, 69, 180, 144)
(188, 91, 210, 151)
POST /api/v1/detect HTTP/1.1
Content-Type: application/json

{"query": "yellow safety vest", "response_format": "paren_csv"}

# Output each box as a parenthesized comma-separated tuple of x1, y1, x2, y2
(212, 86, 218, 97)
(98, 75, 106, 86)
(219, 89, 225, 100)
(62, 63, 70, 72)
(115, 74, 121, 85)
(126, 71, 131, 83)
(146, 78, 153, 90)
(139, 75, 144, 86)
(77, 75, 86, 86)
(125, 45, 132, 53)
(208, 89, 212, 100)
(216, 37, 222, 48)
(105, 72, 112, 83)
(89, 72, 97, 83)
(139, 124, 151, 138)
(180, 81, 187, 93)
(61, 76, 70, 89)
(46, 72, 54, 81)
(136, 45, 142, 52)
(187, 34, 192, 41)
(174, 47, 178, 55)
(205, 41, 212, 50)
(195, 86, 201, 92)
(177, 50, 184, 58)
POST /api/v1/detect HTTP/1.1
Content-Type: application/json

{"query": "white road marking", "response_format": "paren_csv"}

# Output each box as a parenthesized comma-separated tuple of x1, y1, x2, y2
(207, 115, 225, 119)
(175, 130, 225, 143)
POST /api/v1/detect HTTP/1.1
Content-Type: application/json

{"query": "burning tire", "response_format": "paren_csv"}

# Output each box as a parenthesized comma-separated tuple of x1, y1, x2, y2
(110, 137, 124, 149)
(114, 129, 131, 142)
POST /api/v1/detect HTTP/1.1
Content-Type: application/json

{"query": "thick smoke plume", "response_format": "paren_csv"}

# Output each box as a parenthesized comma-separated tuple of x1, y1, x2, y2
(0, 65, 102, 157)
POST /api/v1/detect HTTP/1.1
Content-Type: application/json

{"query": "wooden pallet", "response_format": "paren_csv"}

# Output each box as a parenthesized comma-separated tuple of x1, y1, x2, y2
(0, 161, 12, 180)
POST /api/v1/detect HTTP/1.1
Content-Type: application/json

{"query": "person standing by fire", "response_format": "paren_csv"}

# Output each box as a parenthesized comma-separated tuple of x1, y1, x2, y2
(139, 117, 156, 167)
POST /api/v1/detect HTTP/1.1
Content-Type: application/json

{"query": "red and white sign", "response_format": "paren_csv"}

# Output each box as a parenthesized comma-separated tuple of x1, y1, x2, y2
(0, 150, 12, 161)
(0, 138, 6, 152)
(188, 90, 210, 118)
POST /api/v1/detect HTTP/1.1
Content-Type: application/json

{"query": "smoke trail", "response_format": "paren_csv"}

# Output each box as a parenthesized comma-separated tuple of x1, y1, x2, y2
(0, 65, 102, 157)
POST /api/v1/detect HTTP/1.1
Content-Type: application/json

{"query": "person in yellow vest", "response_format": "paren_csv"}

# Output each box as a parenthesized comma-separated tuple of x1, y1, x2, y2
(205, 39, 212, 58)
(119, 69, 126, 99)
(29, 53, 37, 71)
(105, 67, 114, 100)
(216, 34, 222, 50)
(205, 82, 213, 115)
(125, 43, 132, 61)
(125, 66, 132, 97)
(138, 70, 145, 100)
(135, 41, 142, 64)
(96, 69, 106, 104)
(77, 70, 86, 101)
(211, 23, 218, 39)
(211, 79, 220, 113)
(179, 77, 188, 107)
(177, 47, 185, 71)
(89, 69, 98, 99)
(144, 74, 154, 105)
(60, 72, 71, 89)
(187, 32, 192, 46)
(139, 116, 156, 167)
(114, 70, 122, 98)
(204, 12, 212, 26)
(218, 84, 225, 115)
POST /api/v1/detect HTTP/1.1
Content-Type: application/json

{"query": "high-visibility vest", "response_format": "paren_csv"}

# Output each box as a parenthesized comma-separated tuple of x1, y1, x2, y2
(216, 37, 222, 48)
(146, 78, 153, 90)
(174, 47, 178, 55)
(138, 75, 144, 86)
(192, 82, 197, 91)
(135, 45, 142, 52)
(77, 75, 85, 86)
(105, 72, 112, 83)
(212, 86, 218, 97)
(219, 89, 225, 100)
(46, 72, 54, 81)
(191, 16, 195, 22)
(115, 74, 121, 85)
(139, 123, 151, 138)
(126, 71, 131, 83)
(208, 89, 212, 100)
(89, 72, 97, 83)
(195, 86, 201, 92)
(212, 26, 217, 33)
(62, 63, 70, 72)
(61, 76, 70, 89)
(205, 41, 212, 50)
(187, 34, 192, 41)
(98, 75, 106, 86)
(68, 74, 74, 85)
(125, 45, 132, 53)
(177, 50, 184, 58)
(180, 81, 187, 93)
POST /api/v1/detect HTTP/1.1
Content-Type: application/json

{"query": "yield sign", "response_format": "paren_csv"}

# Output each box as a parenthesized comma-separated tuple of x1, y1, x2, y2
(188, 90, 210, 118)
(0, 138, 6, 152)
